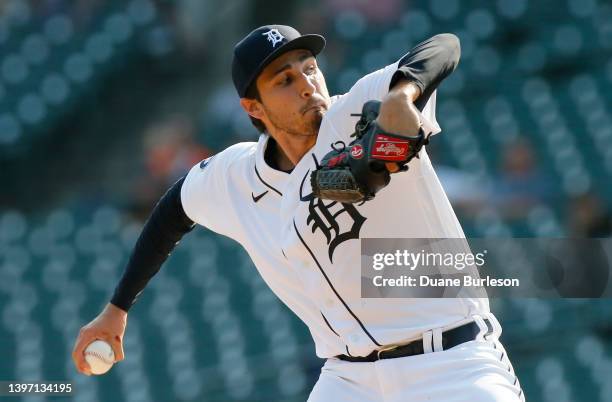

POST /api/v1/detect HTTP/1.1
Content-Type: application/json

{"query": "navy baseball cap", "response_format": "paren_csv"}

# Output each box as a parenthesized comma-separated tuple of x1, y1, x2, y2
(232, 25, 326, 97)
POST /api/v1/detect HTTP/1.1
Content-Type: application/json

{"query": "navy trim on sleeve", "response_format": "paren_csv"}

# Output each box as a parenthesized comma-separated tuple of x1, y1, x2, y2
(389, 33, 461, 111)
(110, 176, 195, 312)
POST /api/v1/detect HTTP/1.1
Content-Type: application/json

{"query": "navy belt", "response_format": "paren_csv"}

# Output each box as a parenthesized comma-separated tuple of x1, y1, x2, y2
(336, 318, 493, 363)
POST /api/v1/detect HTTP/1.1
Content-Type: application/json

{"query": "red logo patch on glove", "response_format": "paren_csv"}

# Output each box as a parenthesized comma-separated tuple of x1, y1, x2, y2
(371, 134, 410, 161)
(350, 144, 364, 159)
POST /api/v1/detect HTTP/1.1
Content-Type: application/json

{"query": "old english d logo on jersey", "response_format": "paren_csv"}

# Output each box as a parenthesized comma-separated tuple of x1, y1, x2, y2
(262, 29, 285, 47)
(307, 199, 366, 263)
(300, 162, 366, 263)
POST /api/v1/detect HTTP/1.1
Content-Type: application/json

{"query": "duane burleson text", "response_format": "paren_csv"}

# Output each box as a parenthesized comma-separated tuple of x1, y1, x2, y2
(372, 275, 520, 288)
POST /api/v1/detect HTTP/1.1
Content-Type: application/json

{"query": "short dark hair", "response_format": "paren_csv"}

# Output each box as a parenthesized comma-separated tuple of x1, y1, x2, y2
(244, 83, 267, 133)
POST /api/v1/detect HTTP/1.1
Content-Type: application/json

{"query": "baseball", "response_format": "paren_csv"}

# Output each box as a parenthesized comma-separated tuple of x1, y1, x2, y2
(84, 340, 115, 375)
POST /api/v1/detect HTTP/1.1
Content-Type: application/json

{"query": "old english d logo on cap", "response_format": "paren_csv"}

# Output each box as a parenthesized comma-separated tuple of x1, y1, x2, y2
(262, 28, 285, 47)
(231, 25, 326, 97)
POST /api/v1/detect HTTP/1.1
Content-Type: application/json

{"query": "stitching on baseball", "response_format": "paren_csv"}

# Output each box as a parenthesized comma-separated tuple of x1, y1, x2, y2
(85, 350, 114, 366)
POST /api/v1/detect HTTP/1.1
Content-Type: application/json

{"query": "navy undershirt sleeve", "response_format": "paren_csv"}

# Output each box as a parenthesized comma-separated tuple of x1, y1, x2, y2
(110, 176, 195, 312)
(389, 33, 461, 111)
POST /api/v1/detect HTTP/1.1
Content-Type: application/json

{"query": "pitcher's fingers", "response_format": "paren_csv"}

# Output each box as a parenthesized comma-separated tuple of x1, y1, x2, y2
(111, 335, 125, 361)
(73, 350, 92, 376)
(72, 332, 89, 364)
(79, 361, 92, 376)
(385, 163, 400, 173)
(72, 330, 95, 373)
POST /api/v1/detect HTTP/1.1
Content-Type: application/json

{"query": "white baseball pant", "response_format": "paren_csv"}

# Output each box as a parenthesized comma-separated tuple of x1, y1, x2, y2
(308, 315, 525, 402)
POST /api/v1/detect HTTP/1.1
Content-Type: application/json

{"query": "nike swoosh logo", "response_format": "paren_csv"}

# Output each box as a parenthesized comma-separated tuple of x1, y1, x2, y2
(251, 190, 269, 203)
(199, 156, 213, 169)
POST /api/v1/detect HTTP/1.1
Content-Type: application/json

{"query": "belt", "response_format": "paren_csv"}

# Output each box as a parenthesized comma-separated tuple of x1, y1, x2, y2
(336, 318, 493, 363)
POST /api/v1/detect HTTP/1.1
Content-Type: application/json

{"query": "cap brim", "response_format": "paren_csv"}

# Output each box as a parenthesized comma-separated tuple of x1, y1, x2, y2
(242, 34, 326, 97)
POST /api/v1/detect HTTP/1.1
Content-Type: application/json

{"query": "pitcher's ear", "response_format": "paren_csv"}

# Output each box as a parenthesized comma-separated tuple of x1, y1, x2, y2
(240, 98, 264, 120)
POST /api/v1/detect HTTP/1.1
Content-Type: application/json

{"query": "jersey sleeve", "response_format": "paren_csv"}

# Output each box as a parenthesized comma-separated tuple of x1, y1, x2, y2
(325, 63, 399, 141)
(326, 34, 463, 141)
(326, 62, 441, 142)
(180, 143, 253, 234)
(330, 62, 399, 122)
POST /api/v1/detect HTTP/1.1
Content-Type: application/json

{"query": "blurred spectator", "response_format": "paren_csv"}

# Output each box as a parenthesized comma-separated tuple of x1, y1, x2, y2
(543, 192, 612, 298)
(23, 0, 103, 27)
(436, 165, 489, 218)
(493, 137, 553, 220)
(131, 115, 211, 218)
(428, 143, 489, 219)
(248, 0, 299, 27)
(324, 0, 404, 25)
(173, 0, 211, 50)
(71, 0, 103, 30)
(566, 192, 612, 237)
(295, 2, 328, 35)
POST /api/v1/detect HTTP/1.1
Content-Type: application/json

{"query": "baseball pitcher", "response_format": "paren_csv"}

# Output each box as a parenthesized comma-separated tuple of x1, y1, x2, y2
(73, 25, 524, 401)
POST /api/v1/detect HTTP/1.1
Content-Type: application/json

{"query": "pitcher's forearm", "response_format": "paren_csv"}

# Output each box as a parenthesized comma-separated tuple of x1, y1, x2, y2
(377, 82, 422, 136)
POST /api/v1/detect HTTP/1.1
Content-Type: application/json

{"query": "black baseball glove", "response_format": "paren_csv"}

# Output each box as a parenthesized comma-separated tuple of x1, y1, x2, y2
(310, 100, 431, 203)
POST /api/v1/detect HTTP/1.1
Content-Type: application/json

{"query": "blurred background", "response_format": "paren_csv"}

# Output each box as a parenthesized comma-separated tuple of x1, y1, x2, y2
(1, 0, 611, 401)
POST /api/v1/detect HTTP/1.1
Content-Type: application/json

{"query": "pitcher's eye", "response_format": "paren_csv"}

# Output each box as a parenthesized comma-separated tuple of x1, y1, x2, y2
(278, 76, 292, 86)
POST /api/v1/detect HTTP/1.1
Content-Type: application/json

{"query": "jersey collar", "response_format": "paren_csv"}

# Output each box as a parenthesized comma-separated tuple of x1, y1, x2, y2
(254, 134, 289, 196)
